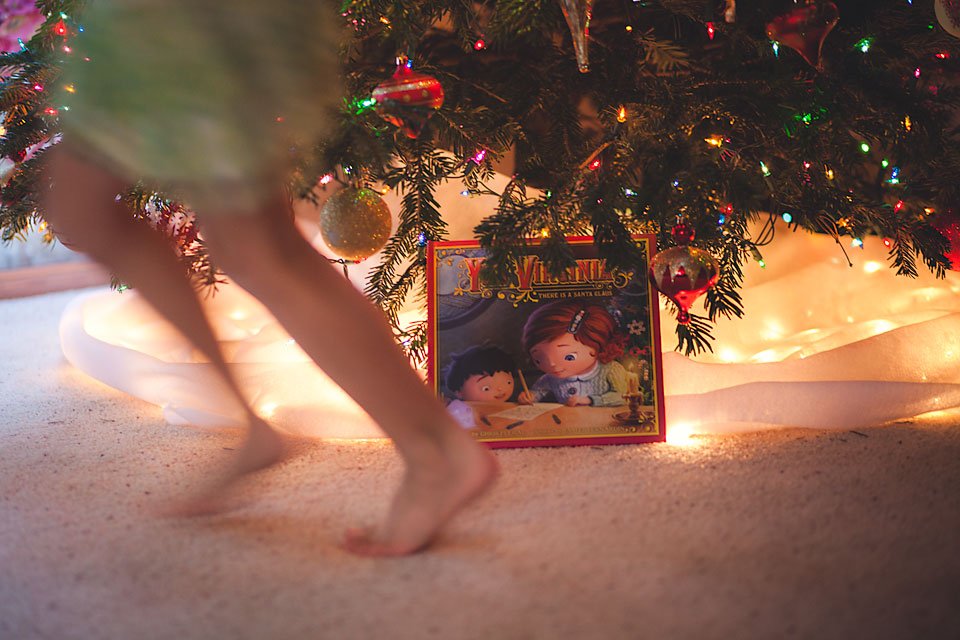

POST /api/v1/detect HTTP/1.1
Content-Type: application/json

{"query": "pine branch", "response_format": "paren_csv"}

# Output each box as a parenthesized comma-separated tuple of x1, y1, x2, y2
(675, 311, 714, 357)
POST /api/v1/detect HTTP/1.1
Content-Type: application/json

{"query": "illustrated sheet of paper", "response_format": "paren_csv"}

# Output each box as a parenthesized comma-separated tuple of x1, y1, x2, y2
(487, 403, 562, 421)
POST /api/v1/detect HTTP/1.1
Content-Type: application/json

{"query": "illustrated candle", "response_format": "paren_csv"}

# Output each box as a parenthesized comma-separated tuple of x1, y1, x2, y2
(627, 372, 640, 394)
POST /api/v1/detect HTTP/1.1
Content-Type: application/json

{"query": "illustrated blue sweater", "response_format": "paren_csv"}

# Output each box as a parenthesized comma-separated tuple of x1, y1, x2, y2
(529, 361, 628, 407)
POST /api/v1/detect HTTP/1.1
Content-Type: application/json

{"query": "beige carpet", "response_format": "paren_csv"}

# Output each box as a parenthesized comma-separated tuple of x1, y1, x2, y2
(2, 288, 959, 640)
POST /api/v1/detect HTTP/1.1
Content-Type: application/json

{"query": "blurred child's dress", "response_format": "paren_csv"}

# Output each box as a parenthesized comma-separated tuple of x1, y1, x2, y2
(59, 0, 341, 212)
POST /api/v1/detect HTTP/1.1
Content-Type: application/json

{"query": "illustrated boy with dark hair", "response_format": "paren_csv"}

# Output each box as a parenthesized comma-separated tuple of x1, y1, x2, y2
(443, 345, 517, 428)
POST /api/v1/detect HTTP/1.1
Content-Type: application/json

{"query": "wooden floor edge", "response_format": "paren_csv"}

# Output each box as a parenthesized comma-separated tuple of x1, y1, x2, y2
(0, 261, 111, 300)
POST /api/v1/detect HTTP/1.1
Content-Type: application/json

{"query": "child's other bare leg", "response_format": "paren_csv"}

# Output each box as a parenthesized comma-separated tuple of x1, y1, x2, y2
(200, 198, 497, 554)
(45, 145, 287, 509)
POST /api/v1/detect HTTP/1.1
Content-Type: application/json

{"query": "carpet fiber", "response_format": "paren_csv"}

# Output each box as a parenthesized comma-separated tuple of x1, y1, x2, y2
(2, 289, 959, 639)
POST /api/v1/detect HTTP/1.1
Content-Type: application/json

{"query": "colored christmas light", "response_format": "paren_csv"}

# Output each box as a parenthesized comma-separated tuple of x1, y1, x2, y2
(782, 212, 793, 223)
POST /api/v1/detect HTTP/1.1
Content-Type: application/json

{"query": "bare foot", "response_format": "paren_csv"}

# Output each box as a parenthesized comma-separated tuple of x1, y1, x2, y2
(343, 432, 498, 556)
(161, 416, 293, 517)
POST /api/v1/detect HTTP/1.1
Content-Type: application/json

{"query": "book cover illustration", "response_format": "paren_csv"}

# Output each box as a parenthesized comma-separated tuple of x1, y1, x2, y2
(427, 236, 666, 448)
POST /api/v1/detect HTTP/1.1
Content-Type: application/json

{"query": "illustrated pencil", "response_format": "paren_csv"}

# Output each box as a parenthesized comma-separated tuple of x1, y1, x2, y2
(517, 369, 531, 397)
(481, 416, 491, 426)
(506, 421, 523, 429)
(552, 413, 562, 424)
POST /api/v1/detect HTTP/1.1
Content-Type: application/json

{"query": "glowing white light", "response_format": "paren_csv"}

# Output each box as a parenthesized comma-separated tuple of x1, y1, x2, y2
(718, 347, 741, 363)
(863, 261, 882, 273)
(867, 319, 897, 336)
(260, 402, 278, 417)
(751, 349, 779, 363)
(762, 321, 784, 341)
(666, 423, 699, 446)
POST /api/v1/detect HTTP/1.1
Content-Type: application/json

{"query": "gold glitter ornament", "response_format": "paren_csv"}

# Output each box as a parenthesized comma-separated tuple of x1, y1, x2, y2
(319, 187, 392, 261)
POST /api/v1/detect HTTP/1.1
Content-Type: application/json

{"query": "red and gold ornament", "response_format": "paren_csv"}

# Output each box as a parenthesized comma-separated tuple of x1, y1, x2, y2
(766, 1, 839, 70)
(648, 223, 720, 324)
(932, 209, 960, 270)
(372, 57, 444, 139)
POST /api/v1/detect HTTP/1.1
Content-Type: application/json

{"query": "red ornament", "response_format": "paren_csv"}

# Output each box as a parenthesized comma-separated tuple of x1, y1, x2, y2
(649, 244, 720, 325)
(372, 58, 444, 139)
(932, 209, 960, 270)
(766, 1, 839, 70)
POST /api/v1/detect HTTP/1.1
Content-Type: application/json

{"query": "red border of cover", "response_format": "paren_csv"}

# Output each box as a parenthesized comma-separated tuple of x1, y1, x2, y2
(427, 235, 666, 448)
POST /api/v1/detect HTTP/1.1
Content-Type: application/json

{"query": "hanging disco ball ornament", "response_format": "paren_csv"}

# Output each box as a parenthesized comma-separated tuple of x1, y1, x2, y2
(648, 223, 720, 324)
(371, 57, 444, 138)
(318, 187, 392, 261)
(765, 1, 839, 70)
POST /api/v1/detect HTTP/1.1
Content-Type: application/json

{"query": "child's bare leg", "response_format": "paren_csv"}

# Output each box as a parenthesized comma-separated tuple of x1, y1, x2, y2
(200, 198, 497, 554)
(45, 145, 287, 508)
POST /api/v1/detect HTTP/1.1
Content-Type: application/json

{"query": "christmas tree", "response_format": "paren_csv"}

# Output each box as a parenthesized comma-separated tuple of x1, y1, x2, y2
(2, 0, 958, 357)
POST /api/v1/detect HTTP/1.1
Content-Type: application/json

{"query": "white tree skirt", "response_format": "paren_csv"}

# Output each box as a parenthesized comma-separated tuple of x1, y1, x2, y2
(59, 176, 960, 437)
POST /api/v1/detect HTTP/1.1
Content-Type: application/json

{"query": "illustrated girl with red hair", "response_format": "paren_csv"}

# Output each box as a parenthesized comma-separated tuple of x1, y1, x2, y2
(517, 300, 629, 407)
